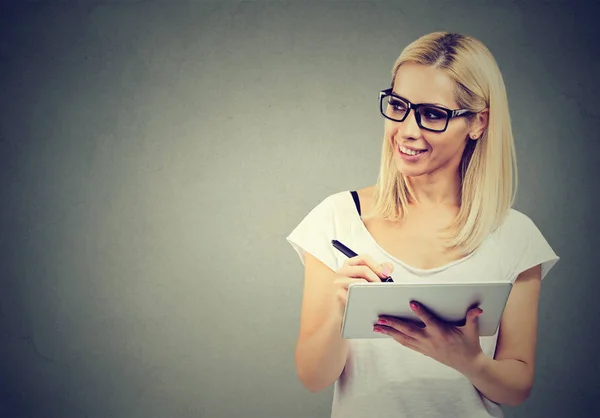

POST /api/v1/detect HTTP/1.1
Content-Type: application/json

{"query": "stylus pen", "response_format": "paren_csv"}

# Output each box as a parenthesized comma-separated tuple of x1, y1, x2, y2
(331, 240, 394, 282)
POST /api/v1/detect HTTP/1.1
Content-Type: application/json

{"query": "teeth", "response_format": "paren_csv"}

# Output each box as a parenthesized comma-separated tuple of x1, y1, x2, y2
(399, 146, 425, 156)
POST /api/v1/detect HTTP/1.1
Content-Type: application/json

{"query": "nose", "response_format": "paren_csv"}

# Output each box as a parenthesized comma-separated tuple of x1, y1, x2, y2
(399, 108, 422, 140)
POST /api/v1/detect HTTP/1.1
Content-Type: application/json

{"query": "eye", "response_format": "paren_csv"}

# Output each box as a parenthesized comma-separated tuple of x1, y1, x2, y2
(422, 107, 447, 121)
(389, 99, 407, 112)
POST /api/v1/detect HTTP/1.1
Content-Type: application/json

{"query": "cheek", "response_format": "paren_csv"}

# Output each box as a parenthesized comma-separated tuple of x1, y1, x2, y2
(429, 130, 467, 152)
(384, 121, 398, 141)
(446, 123, 471, 144)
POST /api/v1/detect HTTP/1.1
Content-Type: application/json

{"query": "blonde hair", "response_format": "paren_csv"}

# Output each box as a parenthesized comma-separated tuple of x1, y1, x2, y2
(369, 32, 518, 255)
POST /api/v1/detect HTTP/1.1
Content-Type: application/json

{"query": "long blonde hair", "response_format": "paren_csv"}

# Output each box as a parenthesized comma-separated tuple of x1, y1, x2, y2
(370, 32, 518, 255)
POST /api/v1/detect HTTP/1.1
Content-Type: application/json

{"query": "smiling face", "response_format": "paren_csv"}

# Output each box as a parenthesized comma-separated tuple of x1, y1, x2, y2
(386, 63, 476, 179)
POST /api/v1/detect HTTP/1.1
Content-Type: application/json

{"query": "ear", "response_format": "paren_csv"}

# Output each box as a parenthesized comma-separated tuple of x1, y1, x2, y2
(468, 108, 489, 140)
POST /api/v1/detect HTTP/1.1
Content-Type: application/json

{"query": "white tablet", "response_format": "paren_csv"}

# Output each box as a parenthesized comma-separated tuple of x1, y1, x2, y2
(341, 282, 513, 339)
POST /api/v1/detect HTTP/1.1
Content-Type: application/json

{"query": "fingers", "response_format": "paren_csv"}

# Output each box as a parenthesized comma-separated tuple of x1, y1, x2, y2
(338, 264, 381, 283)
(467, 307, 483, 319)
(464, 307, 483, 327)
(373, 323, 420, 350)
(409, 301, 438, 328)
(347, 255, 394, 278)
(375, 317, 424, 339)
(409, 301, 482, 331)
(341, 254, 394, 282)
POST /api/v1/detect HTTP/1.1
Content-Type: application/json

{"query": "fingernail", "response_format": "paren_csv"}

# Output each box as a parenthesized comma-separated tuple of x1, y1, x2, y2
(381, 265, 391, 276)
(377, 318, 388, 324)
(410, 302, 418, 311)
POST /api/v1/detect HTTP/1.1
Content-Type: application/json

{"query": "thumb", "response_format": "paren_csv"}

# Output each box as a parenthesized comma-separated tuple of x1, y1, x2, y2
(467, 307, 483, 323)
(379, 262, 394, 277)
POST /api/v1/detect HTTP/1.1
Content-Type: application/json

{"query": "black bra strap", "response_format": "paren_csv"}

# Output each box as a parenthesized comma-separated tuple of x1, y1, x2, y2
(350, 190, 361, 216)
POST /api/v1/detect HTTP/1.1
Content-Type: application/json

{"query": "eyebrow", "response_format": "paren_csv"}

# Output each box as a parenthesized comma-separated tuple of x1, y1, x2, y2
(391, 91, 449, 109)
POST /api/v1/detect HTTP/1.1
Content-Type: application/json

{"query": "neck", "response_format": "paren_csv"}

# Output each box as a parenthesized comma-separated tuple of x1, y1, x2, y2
(405, 170, 462, 208)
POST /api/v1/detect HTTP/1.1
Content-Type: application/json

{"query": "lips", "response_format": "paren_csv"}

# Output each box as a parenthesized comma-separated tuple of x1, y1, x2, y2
(399, 144, 427, 152)
(398, 144, 428, 156)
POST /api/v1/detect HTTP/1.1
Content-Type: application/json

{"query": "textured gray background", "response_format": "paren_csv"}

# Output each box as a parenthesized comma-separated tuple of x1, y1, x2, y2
(1, 1, 599, 417)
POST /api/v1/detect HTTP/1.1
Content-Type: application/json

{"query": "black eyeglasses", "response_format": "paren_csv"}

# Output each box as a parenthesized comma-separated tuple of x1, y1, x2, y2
(379, 88, 472, 133)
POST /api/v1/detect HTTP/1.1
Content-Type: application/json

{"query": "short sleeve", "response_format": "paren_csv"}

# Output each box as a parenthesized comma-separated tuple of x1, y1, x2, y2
(510, 213, 559, 281)
(286, 195, 339, 272)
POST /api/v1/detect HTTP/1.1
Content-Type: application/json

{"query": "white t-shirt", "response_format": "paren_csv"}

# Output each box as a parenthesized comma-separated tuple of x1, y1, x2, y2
(286, 190, 559, 418)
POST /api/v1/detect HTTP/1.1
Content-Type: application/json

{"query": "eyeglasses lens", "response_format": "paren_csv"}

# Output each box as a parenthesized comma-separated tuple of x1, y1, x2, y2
(382, 95, 449, 132)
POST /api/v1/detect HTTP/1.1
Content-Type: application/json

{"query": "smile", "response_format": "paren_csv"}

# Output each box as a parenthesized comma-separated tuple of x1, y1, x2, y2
(399, 145, 427, 156)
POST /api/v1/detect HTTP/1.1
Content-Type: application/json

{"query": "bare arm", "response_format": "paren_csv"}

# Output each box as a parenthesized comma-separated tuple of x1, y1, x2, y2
(294, 253, 348, 392)
(294, 252, 392, 392)
(462, 264, 542, 406)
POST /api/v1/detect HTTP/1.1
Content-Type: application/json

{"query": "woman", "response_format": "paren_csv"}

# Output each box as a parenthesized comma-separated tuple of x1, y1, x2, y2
(286, 32, 559, 418)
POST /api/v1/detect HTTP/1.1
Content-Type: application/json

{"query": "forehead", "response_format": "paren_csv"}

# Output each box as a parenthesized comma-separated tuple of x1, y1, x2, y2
(392, 63, 458, 108)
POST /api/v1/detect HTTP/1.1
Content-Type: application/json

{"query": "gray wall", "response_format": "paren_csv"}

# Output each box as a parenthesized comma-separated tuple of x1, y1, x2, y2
(1, 1, 598, 417)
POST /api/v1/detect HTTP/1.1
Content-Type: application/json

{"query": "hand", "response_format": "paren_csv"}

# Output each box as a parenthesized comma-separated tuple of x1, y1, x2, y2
(332, 255, 394, 320)
(373, 301, 484, 374)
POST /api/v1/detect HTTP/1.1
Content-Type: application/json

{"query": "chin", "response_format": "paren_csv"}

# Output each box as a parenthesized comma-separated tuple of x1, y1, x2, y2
(394, 162, 427, 178)
(400, 171, 428, 179)
(393, 154, 424, 171)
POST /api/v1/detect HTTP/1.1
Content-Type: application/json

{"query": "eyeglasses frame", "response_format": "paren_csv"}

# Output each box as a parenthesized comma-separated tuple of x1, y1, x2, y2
(379, 88, 473, 133)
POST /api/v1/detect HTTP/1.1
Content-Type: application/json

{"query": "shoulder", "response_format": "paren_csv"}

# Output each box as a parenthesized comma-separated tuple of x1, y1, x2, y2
(316, 190, 353, 211)
(493, 208, 559, 281)
(490, 208, 542, 250)
(504, 208, 535, 227)
(290, 187, 372, 233)
(494, 208, 539, 237)
(286, 189, 359, 270)
(314, 187, 377, 211)
(293, 189, 356, 226)
(355, 185, 377, 214)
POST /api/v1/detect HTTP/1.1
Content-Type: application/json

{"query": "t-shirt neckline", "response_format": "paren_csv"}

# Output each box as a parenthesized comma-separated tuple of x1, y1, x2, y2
(344, 190, 476, 275)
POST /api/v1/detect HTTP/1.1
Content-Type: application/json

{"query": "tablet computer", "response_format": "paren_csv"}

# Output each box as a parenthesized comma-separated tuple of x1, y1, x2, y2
(341, 281, 513, 339)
